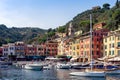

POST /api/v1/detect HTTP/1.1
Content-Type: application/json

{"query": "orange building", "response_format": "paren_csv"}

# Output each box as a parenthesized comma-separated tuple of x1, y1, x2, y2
(39, 41, 58, 57)
(79, 23, 109, 62)
(25, 45, 37, 56)
(46, 41, 58, 56)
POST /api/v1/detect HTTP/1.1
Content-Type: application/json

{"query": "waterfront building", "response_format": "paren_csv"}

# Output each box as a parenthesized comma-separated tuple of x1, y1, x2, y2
(25, 44, 37, 56)
(0, 47, 2, 57)
(57, 37, 69, 56)
(36, 44, 45, 56)
(2, 43, 15, 57)
(69, 38, 80, 60)
(45, 41, 58, 56)
(15, 41, 25, 58)
(79, 23, 109, 62)
(103, 29, 120, 58)
(79, 34, 90, 62)
(40, 41, 58, 57)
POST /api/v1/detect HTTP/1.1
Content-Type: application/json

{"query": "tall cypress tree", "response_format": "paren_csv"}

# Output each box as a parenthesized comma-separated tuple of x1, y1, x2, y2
(116, 0, 120, 8)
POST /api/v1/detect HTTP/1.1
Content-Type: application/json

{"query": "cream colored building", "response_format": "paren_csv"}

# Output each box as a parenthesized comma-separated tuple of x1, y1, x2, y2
(69, 38, 80, 58)
(103, 29, 120, 58)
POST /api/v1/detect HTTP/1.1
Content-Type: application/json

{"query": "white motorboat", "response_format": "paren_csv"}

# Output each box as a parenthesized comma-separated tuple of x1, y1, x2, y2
(43, 64, 53, 70)
(56, 63, 71, 69)
(69, 14, 106, 77)
(24, 63, 43, 70)
(70, 71, 105, 77)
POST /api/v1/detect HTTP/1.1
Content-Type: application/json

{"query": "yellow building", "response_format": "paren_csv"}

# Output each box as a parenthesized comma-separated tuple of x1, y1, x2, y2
(103, 29, 120, 58)
(69, 38, 80, 59)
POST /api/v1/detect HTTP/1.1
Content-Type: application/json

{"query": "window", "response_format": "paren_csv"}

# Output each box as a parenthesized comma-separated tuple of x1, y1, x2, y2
(97, 51, 99, 55)
(77, 52, 79, 55)
(117, 42, 120, 47)
(97, 45, 99, 48)
(112, 43, 114, 48)
(113, 37, 114, 40)
(109, 37, 111, 41)
(109, 51, 111, 55)
(118, 36, 120, 40)
(104, 45, 107, 49)
(73, 52, 75, 55)
(112, 50, 114, 55)
(105, 51, 107, 56)
(105, 38, 107, 42)
(109, 44, 111, 48)
(73, 46, 75, 50)
(77, 45, 79, 49)
(118, 50, 120, 56)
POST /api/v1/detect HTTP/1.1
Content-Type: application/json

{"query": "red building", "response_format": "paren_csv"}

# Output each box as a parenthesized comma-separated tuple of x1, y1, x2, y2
(0, 47, 3, 57)
(41, 41, 58, 56)
(79, 23, 109, 62)
(25, 45, 37, 56)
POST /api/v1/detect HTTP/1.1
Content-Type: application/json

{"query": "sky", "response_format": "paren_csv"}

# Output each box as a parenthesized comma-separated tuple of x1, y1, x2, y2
(0, 0, 116, 29)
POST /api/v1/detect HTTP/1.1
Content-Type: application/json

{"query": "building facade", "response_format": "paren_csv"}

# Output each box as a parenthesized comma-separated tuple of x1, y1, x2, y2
(103, 29, 120, 58)
(15, 41, 25, 58)
(0, 47, 2, 57)
(25, 45, 37, 56)
(2, 43, 15, 57)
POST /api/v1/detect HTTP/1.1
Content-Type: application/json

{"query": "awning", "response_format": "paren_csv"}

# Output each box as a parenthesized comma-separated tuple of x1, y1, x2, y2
(45, 57, 63, 61)
(108, 56, 120, 61)
(98, 56, 108, 60)
(70, 57, 79, 61)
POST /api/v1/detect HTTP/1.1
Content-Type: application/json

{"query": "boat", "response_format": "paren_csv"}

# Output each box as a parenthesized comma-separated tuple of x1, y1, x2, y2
(56, 62, 71, 69)
(43, 64, 53, 70)
(69, 14, 106, 77)
(70, 71, 105, 77)
(71, 62, 90, 69)
(71, 62, 82, 69)
(105, 69, 120, 75)
(24, 63, 43, 70)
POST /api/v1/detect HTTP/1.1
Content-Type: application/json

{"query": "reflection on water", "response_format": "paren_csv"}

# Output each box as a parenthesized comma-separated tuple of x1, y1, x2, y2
(70, 76, 106, 80)
(0, 66, 120, 80)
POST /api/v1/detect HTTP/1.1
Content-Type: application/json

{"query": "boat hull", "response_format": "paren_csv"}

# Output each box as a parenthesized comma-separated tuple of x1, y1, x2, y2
(70, 71, 106, 77)
(24, 64, 43, 70)
(106, 70, 120, 75)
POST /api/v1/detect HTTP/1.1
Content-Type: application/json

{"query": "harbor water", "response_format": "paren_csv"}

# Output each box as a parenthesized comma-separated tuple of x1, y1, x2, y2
(0, 66, 120, 80)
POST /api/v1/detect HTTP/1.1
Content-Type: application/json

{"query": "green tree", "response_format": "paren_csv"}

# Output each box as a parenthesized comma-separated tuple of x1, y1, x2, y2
(103, 3, 110, 10)
(57, 26, 65, 33)
(116, 0, 120, 8)
(79, 20, 90, 33)
(112, 9, 120, 29)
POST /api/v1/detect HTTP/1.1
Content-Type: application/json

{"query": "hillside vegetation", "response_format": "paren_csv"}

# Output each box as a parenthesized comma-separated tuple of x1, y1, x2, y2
(37, 1, 120, 43)
(0, 24, 46, 46)
(0, 1, 120, 45)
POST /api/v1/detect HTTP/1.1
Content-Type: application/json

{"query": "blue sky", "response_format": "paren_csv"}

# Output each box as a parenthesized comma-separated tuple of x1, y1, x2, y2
(0, 0, 116, 29)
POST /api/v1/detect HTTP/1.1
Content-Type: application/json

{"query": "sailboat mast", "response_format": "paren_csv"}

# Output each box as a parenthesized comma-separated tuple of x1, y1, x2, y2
(90, 14, 93, 71)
